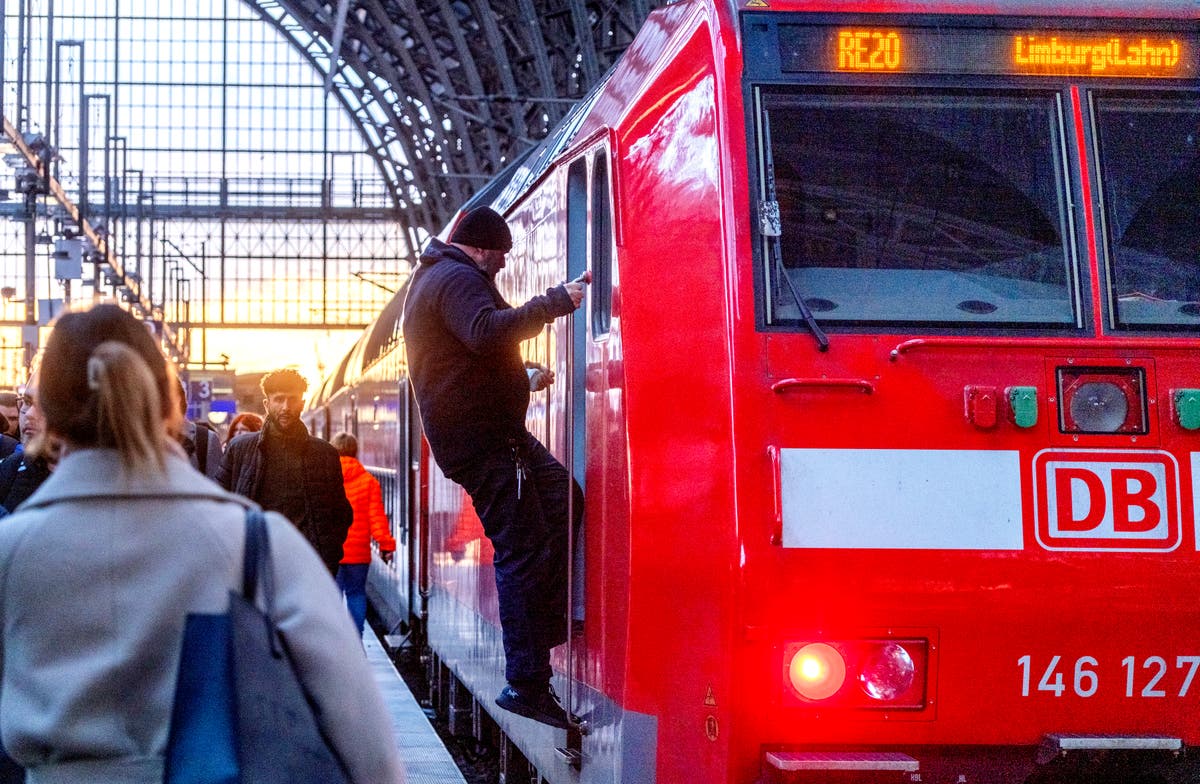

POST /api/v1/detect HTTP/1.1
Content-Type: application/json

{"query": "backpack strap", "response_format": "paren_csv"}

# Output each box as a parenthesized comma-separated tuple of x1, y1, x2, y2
(241, 509, 282, 656)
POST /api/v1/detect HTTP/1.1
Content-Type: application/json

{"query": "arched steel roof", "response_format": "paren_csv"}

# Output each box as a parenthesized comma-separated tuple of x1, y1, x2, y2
(243, 0, 654, 252)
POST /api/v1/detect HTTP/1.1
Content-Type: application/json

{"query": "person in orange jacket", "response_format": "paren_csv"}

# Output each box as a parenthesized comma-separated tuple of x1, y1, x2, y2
(331, 431, 396, 637)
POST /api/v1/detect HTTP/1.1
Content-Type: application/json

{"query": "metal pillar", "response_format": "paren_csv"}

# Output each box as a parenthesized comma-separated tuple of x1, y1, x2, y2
(22, 184, 37, 370)
(40, 0, 53, 195)
(108, 134, 126, 264)
(53, 39, 84, 186)
(82, 93, 111, 301)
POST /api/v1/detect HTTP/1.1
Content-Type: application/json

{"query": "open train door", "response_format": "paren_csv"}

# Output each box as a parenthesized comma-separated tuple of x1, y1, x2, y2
(559, 147, 614, 763)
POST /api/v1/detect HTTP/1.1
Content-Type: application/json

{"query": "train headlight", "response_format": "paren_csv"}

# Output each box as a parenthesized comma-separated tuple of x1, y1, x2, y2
(1069, 382, 1128, 431)
(858, 642, 915, 701)
(1058, 367, 1147, 434)
(787, 643, 846, 700)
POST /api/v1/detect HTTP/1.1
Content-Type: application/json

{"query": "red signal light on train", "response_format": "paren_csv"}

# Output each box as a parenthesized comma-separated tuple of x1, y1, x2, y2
(1057, 367, 1148, 434)
(784, 639, 928, 709)
(787, 643, 846, 700)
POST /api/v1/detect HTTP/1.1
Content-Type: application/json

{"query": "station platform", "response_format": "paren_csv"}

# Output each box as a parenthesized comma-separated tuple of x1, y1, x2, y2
(364, 628, 467, 784)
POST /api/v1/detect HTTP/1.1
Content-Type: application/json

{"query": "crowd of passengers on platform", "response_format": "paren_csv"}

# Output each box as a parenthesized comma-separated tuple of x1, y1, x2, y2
(0, 304, 404, 783)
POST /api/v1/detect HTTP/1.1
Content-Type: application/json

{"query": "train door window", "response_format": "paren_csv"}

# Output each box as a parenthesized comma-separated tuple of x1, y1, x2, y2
(568, 160, 588, 281)
(591, 153, 613, 337)
(346, 395, 358, 439)
(396, 378, 415, 546)
(756, 88, 1079, 329)
(566, 158, 588, 491)
(1092, 91, 1200, 330)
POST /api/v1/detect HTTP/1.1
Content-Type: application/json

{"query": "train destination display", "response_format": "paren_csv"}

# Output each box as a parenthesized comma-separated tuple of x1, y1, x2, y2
(778, 25, 1198, 77)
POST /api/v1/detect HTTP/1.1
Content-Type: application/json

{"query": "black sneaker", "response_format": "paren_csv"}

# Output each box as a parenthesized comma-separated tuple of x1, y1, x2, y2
(495, 684, 571, 729)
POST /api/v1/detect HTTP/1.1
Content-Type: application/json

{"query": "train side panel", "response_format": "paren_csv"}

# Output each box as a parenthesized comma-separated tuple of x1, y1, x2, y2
(608, 2, 741, 781)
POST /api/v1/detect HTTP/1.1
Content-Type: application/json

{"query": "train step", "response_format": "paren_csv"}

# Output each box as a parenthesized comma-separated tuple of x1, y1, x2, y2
(1037, 733, 1183, 764)
(554, 746, 582, 767)
(764, 751, 919, 783)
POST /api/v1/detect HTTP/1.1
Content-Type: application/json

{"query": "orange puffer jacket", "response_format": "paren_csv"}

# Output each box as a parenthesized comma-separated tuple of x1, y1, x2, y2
(339, 456, 396, 564)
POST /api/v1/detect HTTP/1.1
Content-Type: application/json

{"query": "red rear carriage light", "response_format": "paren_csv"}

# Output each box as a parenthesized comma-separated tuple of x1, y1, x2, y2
(782, 639, 928, 709)
(787, 643, 846, 700)
(1057, 366, 1147, 435)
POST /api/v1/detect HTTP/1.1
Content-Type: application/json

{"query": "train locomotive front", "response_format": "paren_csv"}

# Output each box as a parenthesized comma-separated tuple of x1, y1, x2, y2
(307, 0, 1200, 782)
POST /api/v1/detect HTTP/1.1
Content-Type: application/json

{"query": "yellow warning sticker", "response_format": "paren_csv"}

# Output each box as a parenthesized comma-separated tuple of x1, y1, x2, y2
(746, 0, 769, 7)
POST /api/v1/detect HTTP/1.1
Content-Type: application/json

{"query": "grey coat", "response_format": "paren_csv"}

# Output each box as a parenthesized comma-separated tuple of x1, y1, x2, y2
(0, 447, 404, 784)
(180, 419, 223, 480)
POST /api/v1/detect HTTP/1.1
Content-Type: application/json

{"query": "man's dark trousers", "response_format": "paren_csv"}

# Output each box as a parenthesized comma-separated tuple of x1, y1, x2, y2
(451, 430, 582, 688)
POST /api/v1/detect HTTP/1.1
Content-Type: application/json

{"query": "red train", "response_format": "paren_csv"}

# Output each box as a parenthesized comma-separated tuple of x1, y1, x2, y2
(305, 0, 1200, 781)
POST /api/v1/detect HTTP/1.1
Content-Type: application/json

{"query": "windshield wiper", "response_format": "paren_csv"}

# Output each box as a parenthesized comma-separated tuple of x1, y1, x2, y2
(760, 109, 829, 352)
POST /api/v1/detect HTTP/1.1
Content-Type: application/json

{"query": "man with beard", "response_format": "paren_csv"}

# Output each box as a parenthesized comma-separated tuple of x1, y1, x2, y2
(0, 370, 54, 514)
(217, 368, 351, 574)
(0, 391, 20, 459)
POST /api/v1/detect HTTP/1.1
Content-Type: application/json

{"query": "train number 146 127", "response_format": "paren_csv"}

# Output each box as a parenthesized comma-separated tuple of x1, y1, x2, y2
(1018, 655, 1200, 698)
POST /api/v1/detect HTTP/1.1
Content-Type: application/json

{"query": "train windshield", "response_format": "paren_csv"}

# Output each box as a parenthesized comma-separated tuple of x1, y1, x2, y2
(758, 88, 1076, 328)
(1094, 92, 1200, 329)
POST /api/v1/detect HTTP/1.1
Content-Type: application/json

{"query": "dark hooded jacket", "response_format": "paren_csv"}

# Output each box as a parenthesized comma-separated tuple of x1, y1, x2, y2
(0, 451, 50, 514)
(401, 238, 574, 475)
(216, 419, 352, 574)
(0, 435, 18, 461)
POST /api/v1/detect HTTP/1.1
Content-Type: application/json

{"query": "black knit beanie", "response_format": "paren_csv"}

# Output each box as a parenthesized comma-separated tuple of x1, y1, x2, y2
(449, 206, 513, 252)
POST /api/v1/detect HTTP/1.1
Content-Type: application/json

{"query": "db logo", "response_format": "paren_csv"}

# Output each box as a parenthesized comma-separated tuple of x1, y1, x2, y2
(1033, 450, 1181, 552)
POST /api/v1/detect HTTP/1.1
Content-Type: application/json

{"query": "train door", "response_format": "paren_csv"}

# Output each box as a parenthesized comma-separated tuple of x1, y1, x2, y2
(566, 160, 590, 628)
(399, 375, 426, 631)
(562, 148, 614, 739)
(582, 147, 615, 637)
(561, 157, 590, 739)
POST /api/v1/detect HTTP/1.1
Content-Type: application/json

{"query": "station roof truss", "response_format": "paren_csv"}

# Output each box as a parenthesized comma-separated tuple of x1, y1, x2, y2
(246, 0, 654, 242)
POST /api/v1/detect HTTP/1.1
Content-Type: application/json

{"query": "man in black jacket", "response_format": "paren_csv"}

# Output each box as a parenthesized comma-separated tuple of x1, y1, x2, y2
(217, 369, 351, 574)
(0, 391, 19, 460)
(0, 373, 52, 514)
(402, 205, 587, 729)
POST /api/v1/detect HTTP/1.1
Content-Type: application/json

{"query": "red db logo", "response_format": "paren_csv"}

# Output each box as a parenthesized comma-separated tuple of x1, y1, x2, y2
(1034, 450, 1181, 552)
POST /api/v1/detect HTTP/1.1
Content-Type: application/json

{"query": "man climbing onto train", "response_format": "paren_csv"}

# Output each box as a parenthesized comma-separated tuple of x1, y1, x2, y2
(402, 205, 588, 730)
